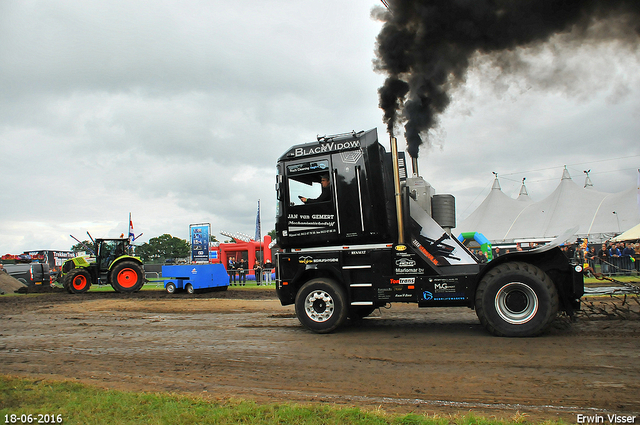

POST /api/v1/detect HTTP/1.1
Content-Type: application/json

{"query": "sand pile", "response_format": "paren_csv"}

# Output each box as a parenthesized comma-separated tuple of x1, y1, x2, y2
(0, 272, 27, 294)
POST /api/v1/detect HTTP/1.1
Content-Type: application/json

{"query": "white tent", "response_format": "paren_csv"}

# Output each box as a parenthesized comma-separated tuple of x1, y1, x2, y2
(457, 168, 640, 244)
(611, 222, 640, 242)
(456, 177, 532, 241)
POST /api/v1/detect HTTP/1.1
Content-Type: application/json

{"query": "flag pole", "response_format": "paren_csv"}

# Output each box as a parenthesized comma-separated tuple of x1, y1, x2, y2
(260, 199, 263, 264)
(255, 199, 263, 263)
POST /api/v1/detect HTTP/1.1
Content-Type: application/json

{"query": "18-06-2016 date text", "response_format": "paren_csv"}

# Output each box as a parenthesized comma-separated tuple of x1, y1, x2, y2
(4, 414, 63, 424)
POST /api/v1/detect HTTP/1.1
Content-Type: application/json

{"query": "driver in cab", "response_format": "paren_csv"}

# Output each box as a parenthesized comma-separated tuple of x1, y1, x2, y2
(299, 174, 331, 204)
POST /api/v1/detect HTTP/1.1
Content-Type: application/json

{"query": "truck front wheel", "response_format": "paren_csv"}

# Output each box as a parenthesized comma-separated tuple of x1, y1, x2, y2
(110, 261, 145, 293)
(66, 268, 92, 294)
(295, 278, 348, 334)
(475, 262, 559, 337)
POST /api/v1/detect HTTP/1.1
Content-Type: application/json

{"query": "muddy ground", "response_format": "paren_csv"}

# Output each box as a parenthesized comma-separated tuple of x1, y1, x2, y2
(1, 289, 639, 422)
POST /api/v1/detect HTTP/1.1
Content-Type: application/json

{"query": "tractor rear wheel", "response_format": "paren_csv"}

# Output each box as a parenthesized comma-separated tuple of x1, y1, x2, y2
(66, 268, 92, 294)
(110, 261, 144, 293)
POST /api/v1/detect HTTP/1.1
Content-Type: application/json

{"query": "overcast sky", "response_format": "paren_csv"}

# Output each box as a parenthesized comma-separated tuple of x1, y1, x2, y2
(1, 0, 639, 254)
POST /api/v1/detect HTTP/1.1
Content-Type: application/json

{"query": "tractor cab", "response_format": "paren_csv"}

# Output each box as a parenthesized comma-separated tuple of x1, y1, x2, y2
(96, 239, 128, 274)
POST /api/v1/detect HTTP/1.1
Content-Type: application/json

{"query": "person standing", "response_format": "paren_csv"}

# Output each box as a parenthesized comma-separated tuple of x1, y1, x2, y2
(263, 259, 273, 284)
(585, 246, 596, 270)
(598, 243, 610, 275)
(237, 258, 247, 286)
(609, 243, 621, 275)
(476, 250, 488, 263)
(253, 260, 262, 286)
(622, 243, 635, 276)
(227, 258, 237, 285)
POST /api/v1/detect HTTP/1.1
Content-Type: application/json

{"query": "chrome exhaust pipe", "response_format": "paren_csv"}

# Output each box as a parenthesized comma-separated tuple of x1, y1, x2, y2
(390, 136, 405, 245)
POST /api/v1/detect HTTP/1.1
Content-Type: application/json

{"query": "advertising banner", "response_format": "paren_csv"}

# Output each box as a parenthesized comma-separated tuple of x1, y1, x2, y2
(189, 223, 210, 263)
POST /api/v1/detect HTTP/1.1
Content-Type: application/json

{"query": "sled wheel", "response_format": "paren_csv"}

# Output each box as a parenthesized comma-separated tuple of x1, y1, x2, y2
(349, 306, 377, 320)
(166, 282, 176, 294)
(186, 283, 194, 294)
(295, 278, 348, 334)
(475, 262, 559, 337)
(66, 268, 91, 294)
(110, 261, 144, 293)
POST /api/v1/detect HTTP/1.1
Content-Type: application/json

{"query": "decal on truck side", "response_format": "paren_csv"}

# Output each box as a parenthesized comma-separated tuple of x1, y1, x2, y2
(298, 256, 339, 264)
(389, 278, 416, 285)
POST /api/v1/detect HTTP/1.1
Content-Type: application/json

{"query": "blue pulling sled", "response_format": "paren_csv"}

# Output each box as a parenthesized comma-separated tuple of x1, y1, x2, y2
(161, 263, 229, 294)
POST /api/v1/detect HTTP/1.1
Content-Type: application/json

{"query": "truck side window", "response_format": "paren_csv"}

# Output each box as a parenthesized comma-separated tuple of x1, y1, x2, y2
(286, 160, 331, 207)
(289, 176, 322, 206)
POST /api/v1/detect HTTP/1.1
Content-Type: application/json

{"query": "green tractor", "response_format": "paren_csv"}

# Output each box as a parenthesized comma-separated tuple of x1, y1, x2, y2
(61, 238, 145, 294)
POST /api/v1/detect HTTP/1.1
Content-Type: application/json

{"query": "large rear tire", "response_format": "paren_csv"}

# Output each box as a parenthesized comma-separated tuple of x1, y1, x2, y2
(475, 261, 559, 337)
(295, 278, 348, 334)
(110, 261, 144, 293)
(65, 268, 92, 294)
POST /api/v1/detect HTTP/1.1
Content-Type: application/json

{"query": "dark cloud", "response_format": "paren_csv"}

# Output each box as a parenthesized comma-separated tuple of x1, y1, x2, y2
(374, 0, 640, 158)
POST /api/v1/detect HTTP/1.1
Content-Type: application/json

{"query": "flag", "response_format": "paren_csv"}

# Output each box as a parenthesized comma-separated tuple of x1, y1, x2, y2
(129, 213, 135, 242)
(254, 200, 261, 242)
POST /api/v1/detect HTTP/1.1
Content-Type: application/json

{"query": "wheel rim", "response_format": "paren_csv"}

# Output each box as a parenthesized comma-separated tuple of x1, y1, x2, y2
(72, 275, 87, 291)
(304, 290, 335, 322)
(495, 282, 539, 325)
(117, 268, 138, 288)
(167, 283, 175, 293)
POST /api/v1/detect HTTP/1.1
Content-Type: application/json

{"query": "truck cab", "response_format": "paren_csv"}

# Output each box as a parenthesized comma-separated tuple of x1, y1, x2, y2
(275, 129, 584, 336)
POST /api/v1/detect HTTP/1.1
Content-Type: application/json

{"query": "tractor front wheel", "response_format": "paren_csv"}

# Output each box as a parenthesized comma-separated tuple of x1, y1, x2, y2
(110, 261, 145, 293)
(66, 268, 92, 294)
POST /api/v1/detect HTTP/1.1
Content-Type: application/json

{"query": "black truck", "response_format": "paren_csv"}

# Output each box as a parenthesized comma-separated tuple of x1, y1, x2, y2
(274, 128, 584, 336)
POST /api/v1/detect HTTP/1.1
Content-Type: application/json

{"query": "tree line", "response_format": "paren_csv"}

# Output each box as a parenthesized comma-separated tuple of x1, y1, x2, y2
(70, 230, 275, 264)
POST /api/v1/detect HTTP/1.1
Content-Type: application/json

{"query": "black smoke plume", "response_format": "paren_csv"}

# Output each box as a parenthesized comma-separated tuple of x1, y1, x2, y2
(373, 0, 640, 158)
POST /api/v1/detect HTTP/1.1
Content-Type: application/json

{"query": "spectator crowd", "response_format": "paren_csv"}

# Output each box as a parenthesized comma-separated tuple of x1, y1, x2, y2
(226, 258, 274, 286)
(473, 240, 640, 276)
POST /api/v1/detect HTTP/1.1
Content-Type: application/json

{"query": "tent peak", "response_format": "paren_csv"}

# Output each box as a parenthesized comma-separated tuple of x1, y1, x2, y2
(561, 166, 572, 180)
(491, 172, 501, 190)
(518, 177, 529, 197)
(583, 170, 593, 188)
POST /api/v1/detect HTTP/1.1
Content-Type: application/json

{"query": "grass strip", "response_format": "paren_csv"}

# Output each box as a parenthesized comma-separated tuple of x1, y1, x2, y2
(0, 376, 563, 425)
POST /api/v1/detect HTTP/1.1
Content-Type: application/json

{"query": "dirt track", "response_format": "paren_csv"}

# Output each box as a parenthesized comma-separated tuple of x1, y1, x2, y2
(1, 289, 639, 422)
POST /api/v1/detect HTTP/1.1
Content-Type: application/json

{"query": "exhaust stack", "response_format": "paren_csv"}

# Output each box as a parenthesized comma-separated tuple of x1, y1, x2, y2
(390, 136, 405, 245)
